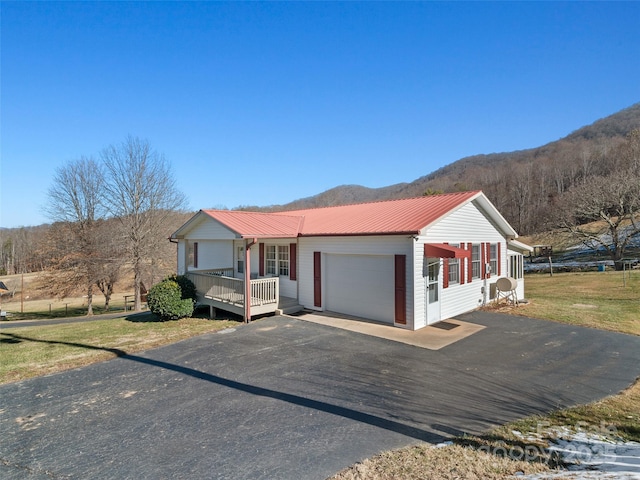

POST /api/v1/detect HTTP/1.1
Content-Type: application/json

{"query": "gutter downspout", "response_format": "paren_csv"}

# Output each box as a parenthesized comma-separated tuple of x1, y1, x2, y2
(244, 237, 258, 323)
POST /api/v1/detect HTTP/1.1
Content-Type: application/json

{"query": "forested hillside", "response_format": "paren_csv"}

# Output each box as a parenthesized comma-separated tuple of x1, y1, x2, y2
(2, 102, 638, 276)
(264, 102, 640, 235)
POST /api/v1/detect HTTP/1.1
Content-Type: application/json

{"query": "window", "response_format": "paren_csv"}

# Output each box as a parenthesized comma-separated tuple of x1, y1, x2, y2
(237, 246, 244, 274)
(490, 244, 498, 276)
(188, 241, 198, 269)
(265, 245, 289, 276)
(509, 254, 524, 279)
(471, 244, 481, 279)
(278, 245, 289, 276)
(266, 245, 277, 275)
(448, 243, 460, 285)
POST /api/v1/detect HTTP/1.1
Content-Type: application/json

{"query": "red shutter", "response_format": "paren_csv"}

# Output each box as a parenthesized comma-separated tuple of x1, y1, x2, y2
(443, 258, 449, 289)
(289, 243, 297, 281)
(467, 243, 473, 283)
(442, 243, 449, 289)
(193, 242, 198, 269)
(259, 243, 265, 277)
(394, 255, 406, 324)
(497, 242, 501, 276)
(313, 252, 321, 307)
(460, 243, 466, 285)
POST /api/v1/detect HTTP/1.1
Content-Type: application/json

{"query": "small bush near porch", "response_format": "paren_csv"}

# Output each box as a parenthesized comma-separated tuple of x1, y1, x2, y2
(147, 275, 197, 321)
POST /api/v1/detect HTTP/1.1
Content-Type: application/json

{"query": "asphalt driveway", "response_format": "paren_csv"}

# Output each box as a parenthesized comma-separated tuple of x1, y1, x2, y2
(1, 311, 640, 479)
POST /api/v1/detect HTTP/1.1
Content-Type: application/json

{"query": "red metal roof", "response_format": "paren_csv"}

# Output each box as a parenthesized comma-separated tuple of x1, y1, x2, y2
(200, 191, 482, 238)
(285, 191, 482, 236)
(201, 210, 302, 238)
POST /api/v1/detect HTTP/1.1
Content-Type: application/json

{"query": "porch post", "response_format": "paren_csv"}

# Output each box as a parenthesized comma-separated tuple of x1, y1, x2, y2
(244, 238, 257, 323)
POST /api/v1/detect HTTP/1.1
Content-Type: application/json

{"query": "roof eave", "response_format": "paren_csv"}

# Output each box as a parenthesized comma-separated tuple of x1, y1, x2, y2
(508, 239, 534, 253)
(239, 233, 300, 239)
(299, 231, 419, 238)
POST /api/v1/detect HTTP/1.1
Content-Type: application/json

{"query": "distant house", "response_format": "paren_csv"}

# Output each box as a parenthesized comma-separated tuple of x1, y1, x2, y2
(170, 191, 532, 330)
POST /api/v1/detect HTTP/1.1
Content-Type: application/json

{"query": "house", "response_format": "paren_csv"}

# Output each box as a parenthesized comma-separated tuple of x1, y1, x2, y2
(170, 191, 532, 330)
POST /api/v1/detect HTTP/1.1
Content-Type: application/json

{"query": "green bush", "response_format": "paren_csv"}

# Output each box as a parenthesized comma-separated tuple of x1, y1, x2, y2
(169, 274, 197, 302)
(147, 278, 195, 321)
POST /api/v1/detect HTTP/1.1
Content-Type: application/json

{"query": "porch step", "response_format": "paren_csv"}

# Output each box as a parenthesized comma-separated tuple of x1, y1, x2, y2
(276, 304, 304, 315)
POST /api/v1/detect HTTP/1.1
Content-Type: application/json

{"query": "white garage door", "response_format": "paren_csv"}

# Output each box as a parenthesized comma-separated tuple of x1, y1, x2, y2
(325, 254, 395, 323)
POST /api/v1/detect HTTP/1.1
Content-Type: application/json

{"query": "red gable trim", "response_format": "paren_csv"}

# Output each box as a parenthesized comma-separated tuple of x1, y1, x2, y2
(424, 243, 471, 259)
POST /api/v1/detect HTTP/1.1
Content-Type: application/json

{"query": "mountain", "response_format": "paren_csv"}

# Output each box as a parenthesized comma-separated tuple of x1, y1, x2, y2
(258, 102, 640, 234)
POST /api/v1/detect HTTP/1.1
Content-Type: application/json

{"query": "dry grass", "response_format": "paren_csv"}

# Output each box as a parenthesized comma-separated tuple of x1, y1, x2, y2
(332, 378, 640, 480)
(505, 378, 640, 443)
(331, 443, 551, 480)
(0, 316, 240, 384)
(0, 271, 140, 319)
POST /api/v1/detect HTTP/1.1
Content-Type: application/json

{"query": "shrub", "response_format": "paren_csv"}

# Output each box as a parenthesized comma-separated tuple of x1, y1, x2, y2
(169, 274, 197, 302)
(147, 278, 194, 321)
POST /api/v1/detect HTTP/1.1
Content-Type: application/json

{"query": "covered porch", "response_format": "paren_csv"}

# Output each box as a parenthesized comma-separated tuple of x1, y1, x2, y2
(186, 269, 300, 318)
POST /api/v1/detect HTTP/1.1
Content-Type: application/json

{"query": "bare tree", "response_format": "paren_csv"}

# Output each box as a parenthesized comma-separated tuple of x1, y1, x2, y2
(93, 219, 125, 311)
(45, 157, 105, 314)
(101, 136, 187, 311)
(506, 162, 533, 233)
(558, 168, 640, 270)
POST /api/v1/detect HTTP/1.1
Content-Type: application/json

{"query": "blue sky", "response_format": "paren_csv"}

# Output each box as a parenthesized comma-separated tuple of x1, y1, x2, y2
(2, 1, 639, 229)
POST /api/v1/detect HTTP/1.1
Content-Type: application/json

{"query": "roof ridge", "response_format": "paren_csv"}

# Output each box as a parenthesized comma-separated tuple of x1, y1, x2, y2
(280, 190, 482, 213)
(203, 208, 304, 219)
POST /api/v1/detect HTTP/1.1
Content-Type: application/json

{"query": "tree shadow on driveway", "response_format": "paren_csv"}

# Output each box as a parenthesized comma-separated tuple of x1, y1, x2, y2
(0, 332, 446, 444)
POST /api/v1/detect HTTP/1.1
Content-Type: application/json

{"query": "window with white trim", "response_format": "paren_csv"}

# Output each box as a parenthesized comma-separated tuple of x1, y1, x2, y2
(448, 243, 460, 285)
(265, 245, 290, 277)
(509, 254, 524, 279)
(471, 244, 481, 279)
(237, 246, 244, 274)
(490, 244, 498, 276)
(278, 245, 289, 276)
(266, 245, 277, 275)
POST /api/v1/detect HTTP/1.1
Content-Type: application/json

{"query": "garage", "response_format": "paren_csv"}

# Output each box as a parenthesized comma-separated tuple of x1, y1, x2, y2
(325, 254, 395, 323)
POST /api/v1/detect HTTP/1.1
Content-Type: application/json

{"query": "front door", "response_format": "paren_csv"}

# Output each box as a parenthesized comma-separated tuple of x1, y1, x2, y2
(426, 258, 441, 325)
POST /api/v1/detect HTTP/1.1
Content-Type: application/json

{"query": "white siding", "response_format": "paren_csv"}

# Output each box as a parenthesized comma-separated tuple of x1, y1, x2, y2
(298, 236, 414, 329)
(183, 217, 238, 240)
(415, 201, 510, 325)
(412, 238, 427, 328)
(176, 216, 237, 274)
(197, 240, 234, 271)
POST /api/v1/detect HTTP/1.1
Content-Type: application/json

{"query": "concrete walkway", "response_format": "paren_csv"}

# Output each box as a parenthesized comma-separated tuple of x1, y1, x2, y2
(291, 310, 485, 350)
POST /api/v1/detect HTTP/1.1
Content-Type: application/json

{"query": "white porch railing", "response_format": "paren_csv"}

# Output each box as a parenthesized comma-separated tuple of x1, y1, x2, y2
(197, 267, 235, 278)
(249, 277, 279, 307)
(186, 270, 279, 315)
